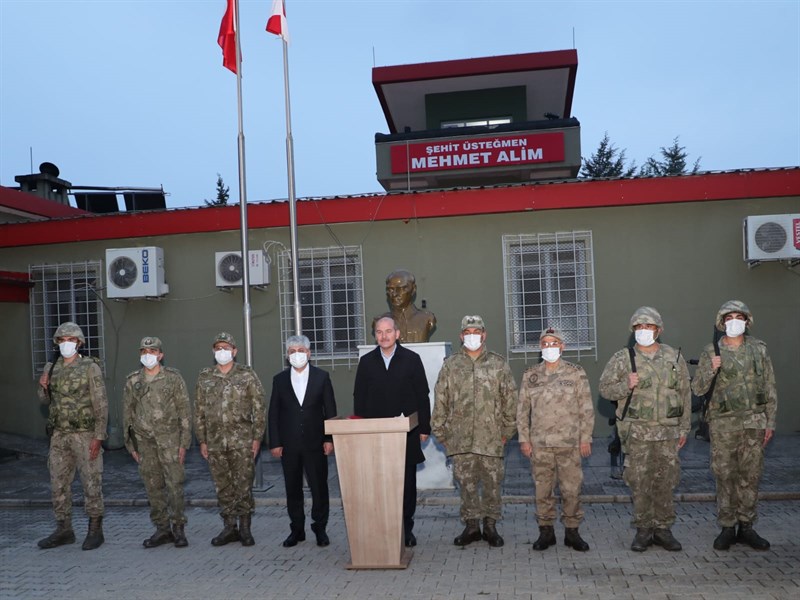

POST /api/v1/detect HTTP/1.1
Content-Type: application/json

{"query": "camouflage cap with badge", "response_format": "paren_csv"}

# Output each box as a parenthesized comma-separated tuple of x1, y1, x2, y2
(461, 315, 485, 331)
(539, 325, 565, 344)
(139, 336, 162, 351)
(213, 332, 237, 347)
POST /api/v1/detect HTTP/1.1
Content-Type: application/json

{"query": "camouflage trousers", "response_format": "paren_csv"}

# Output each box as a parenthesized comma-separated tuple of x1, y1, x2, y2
(710, 426, 765, 526)
(137, 434, 186, 527)
(531, 446, 584, 528)
(452, 453, 504, 522)
(623, 437, 680, 529)
(207, 446, 255, 518)
(48, 430, 104, 520)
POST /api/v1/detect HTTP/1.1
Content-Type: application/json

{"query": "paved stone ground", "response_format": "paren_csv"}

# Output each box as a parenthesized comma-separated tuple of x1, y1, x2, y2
(1, 502, 798, 600)
(1, 432, 799, 599)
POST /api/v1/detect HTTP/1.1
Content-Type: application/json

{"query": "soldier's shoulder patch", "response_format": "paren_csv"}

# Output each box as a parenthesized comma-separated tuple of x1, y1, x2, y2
(748, 336, 767, 348)
(164, 366, 181, 375)
(198, 366, 215, 376)
(486, 350, 508, 361)
(126, 370, 140, 379)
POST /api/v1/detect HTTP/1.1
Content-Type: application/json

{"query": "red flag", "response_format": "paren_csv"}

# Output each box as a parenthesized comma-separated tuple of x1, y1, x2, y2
(266, 0, 290, 44)
(218, 0, 237, 73)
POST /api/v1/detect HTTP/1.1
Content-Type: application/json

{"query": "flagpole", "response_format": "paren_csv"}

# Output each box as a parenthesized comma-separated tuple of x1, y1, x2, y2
(233, 0, 254, 365)
(281, 37, 302, 337)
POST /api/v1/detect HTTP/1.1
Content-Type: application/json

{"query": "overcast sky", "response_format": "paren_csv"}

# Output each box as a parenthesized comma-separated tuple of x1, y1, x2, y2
(1, 0, 798, 209)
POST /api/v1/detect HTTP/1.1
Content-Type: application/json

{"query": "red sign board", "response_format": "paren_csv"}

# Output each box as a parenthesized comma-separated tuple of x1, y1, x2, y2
(390, 132, 565, 174)
(794, 218, 800, 250)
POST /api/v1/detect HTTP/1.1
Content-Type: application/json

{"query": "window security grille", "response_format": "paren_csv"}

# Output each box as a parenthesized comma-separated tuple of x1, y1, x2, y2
(502, 231, 596, 362)
(29, 261, 105, 377)
(278, 246, 365, 368)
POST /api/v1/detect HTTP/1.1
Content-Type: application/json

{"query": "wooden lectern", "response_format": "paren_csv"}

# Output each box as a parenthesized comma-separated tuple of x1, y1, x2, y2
(325, 412, 418, 569)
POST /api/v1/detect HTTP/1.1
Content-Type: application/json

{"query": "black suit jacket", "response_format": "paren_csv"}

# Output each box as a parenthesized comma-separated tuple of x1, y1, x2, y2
(353, 343, 431, 464)
(268, 365, 337, 453)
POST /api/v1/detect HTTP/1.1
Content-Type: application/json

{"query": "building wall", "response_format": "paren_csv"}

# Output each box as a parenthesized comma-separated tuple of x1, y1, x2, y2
(1, 194, 798, 445)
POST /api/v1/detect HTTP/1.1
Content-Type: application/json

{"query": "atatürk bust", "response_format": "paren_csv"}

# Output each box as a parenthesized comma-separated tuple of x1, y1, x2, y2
(377, 269, 436, 343)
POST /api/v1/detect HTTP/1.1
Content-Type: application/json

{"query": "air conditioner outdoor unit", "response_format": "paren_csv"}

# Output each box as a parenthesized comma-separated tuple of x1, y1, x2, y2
(743, 214, 800, 261)
(105, 247, 169, 298)
(215, 250, 270, 287)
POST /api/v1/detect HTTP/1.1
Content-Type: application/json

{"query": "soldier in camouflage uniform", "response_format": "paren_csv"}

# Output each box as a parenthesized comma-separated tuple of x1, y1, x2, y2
(518, 326, 594, 552)
(123, 336, 192, 548)
(691, 300, 777, 551)
(36, 322, 108, 551)
(432, 315, 518, 547)
(599, 307, 691, 553)
(195, 332, 266, 547)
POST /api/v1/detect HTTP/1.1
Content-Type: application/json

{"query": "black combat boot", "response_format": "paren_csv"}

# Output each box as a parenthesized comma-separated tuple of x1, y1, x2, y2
(532, 525, 556, 551)
(172, 523, 188, 548)
(143, 524, 174, 548)
(311, 522, 330, 547)
(211, 516, 240, 546)
(37, 519, 76, 549)
(631, 528, 653, 552)
(653, 528, 682, 551)
(564, 528, 590, 552)
(482, 517, 504, 547)
(713, 526, 736, 550)
(453, 519, 482, 546)
(239, 514, 255, 546)
(82, 516, 105, 550)
(737, 521, 770, 550)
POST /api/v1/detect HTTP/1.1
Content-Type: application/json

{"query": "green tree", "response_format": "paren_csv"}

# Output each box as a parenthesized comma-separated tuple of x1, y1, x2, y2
(579, 132, 637, 178)
(640, 137, 701, 176)
(205, 174, 230, 207)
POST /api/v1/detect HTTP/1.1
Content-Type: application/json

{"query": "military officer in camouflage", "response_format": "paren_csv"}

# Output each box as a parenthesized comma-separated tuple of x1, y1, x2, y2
(195, 332, 266, 547)
(691, 300, 777, 551)
(123, 336, 192, 548)
(517, 326, 594, 552)
(599, 307, 691, 553)
(432, 315, 518, 547)
(37, 321, 108, 551)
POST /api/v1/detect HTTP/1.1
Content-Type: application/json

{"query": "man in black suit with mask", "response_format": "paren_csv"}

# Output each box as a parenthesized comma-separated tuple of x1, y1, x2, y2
(268, 335, 337, 547)
(353, 316, 431, 547)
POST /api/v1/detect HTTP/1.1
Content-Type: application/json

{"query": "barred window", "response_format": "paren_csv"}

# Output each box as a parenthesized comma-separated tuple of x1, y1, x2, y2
(502, 231, 596, 361)
(29, 261, 105, 377)
(278, 246, 365, 368)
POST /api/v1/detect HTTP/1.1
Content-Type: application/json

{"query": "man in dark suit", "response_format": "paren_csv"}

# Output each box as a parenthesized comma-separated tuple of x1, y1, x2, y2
(268, 335, 337, 547)
(353, 316, 431, 547)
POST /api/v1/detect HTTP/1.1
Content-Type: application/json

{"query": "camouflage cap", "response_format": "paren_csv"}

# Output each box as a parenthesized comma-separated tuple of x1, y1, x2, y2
(213, 331, 237, 347)
(629, 306, 663, 330)
(139, 336, 162, 351)
(53, 321, 85, 344)
(716, 300, 753, 331)
(539, 326, 565, 344)
(461, 315, 485, 331)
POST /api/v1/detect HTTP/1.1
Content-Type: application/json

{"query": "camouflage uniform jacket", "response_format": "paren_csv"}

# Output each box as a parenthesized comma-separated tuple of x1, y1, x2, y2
(431, 348, 518, 457)
(194, 362, 266, 452)
(123, 366, 192, 454)
(38, 355, 108, 439)
(517, 360, 594, 448)
(599, 344, 691, 441)
(691, 336, 777, 432)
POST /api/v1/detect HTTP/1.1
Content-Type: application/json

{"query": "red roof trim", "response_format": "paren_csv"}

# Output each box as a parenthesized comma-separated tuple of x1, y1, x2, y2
(0, 186, 87, 219)
(0, 170, 798, 249)
(372, 50, 579, 85)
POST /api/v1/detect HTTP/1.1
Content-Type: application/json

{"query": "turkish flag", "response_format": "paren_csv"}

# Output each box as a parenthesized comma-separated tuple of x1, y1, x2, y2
(266, 0, 289, 44)
(218, 0, 237, 73)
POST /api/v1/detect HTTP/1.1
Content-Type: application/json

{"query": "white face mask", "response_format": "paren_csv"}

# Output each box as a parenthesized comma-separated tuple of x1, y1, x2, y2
(541, 347, 561, 363)
(463, 333, 483, 352)
(214, 349, 234, 365)
(634, 329, 656, 347)
(140, 353, 159, 369)
(725, 319, 747, 338)
(59, 341, 78, 358)
(288, 351, 308, 369)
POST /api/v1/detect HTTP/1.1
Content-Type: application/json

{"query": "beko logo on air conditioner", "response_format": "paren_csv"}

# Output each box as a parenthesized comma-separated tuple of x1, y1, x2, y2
(141, 248, 149, 283)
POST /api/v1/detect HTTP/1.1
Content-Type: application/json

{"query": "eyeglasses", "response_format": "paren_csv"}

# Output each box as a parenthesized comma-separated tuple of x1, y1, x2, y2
(540, 341, 561, 348)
